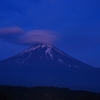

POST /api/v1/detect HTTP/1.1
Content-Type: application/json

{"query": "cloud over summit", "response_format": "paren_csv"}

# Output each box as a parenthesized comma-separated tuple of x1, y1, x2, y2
(20, 30, 58, 45)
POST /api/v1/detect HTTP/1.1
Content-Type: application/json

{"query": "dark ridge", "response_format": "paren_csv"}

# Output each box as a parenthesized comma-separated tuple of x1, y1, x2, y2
(0, 85, 100, 100)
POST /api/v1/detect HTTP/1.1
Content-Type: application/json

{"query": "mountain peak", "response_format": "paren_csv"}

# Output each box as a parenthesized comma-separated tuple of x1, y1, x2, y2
(0, 43, 93, 69)
(21, 44, 53, 54)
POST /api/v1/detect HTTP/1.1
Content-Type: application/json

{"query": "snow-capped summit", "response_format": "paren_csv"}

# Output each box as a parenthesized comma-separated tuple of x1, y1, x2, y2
(20, 44, 53, 57)
(19, 44, 74, 61)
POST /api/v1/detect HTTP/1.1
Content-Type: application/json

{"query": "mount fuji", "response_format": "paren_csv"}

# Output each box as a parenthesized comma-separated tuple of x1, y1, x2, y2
(0, 44, 100, 92)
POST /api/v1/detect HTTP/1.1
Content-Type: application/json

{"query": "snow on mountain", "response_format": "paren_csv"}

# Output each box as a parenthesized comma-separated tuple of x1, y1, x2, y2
(19, 44, 74, 63)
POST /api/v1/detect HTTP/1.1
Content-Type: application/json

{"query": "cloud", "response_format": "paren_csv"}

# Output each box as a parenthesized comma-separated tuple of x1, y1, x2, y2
(20, 30, 58, 45)
(0, 27, 58, 45)
(0, 27, 24, 35)
(0, 27, 24, 43)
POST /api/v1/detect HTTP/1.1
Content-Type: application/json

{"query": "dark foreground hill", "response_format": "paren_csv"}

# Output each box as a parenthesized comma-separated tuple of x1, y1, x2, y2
(0, 86, 100, 100)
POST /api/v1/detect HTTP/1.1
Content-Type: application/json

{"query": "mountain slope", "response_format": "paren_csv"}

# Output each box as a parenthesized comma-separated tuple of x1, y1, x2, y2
(0, 44, 93, 68)
(0, 44, 100, 92)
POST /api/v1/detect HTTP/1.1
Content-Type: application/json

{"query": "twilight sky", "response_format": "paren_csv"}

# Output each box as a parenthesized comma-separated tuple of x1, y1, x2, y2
(0, 0, 100, 67)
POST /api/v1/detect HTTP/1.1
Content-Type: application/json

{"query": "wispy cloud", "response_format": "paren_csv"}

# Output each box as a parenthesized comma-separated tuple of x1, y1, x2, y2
(0, 27, 24, 35)
(0, 27, 24, 43)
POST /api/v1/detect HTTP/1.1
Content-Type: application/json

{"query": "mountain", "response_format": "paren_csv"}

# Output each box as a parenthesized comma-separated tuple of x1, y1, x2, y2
(0, 44, 100, 92)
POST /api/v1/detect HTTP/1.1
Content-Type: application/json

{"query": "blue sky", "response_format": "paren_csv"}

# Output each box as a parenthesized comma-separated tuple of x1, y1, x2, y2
(0, 0, 100, 67)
